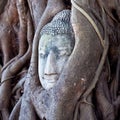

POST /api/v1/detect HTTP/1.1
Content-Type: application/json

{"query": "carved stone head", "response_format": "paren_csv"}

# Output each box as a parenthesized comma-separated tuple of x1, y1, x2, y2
(38, 10, 75, 90)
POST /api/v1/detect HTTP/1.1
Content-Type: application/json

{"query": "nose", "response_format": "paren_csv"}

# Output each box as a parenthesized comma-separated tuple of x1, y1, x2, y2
(44, 51, 57, 75)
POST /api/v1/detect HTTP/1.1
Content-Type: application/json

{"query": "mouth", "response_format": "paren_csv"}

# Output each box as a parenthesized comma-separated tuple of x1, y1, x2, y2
(44, 79, 57, 83)
(40, 76, 58, 90)
(43, 75, 58, 82)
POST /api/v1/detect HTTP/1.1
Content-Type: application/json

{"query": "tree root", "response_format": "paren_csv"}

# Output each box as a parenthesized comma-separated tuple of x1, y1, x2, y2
(12, 76, 25, 94)
(27, 0, 47, 29)
(0, 0, 33, 118)
(1, 108, 9, 120)
(0, 0, 19, 66)
(71, 0, 109, 103)
(1, 56, 19, 73)
(17, 0, 28, 55)
(82, 38, 109, 101)
(9, 98, 22, 120)
(73, 94, 96, 120)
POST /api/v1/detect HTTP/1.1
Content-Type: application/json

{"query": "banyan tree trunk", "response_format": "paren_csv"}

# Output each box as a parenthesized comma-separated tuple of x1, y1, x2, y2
(0, 0, 119, 120)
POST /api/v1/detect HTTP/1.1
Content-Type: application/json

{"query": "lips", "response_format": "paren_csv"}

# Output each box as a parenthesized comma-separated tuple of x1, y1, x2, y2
(40, 74, 59, 90)
(43, 74, 58, 82)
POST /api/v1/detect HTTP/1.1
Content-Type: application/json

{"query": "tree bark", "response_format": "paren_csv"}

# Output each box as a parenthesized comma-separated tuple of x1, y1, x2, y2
(0, 0, 119, 120)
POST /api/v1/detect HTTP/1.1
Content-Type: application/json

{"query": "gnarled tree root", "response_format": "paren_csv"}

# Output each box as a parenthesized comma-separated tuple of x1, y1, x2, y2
(9, 98, 22, 120)
(0, 0, 33, 119)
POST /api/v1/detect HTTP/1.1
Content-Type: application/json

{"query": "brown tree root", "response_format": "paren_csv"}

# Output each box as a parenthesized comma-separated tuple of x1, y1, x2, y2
(17, 0, 28, 56)
(27, 0, 47, 29)
(0, 0, 19, 66)
(12, 76, 25, 94)
(74, 94, 97, 120)
(1, 56, 19, 73)
(95, 68, 115, 120)
(0, 1, 33, 119)
(71, 0, 109, 104)
(1, 108, 9, 120)
(9, 98, 22, 120)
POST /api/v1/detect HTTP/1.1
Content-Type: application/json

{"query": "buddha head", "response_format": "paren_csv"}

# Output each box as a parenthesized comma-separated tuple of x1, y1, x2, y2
(38, 10, 75, 90)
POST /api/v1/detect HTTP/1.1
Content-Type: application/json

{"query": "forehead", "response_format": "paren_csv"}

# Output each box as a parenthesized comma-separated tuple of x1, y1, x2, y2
(39, 34, 72, 49)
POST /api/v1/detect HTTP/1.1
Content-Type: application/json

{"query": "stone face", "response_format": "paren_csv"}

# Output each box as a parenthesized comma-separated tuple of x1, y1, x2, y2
(38, 10, 75, 90)
(38, 34, 74, 90)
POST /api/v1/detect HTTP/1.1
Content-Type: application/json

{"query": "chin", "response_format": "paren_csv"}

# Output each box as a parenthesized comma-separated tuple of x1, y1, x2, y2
(42, 79, 57, 90)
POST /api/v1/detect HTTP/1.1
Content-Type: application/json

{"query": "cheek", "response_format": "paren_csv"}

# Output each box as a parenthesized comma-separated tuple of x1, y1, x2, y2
(38, 58, 46, 78)
(56, 56, 69, 73)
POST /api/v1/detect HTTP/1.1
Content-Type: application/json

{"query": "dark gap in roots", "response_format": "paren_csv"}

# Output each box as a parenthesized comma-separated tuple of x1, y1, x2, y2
(111, 9, 120, 22)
